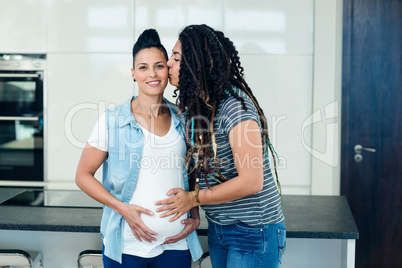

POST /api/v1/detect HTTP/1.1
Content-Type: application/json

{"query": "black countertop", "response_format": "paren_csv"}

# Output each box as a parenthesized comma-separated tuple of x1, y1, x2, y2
(281, 195, 359, 239)
(0, 188, 358, 239)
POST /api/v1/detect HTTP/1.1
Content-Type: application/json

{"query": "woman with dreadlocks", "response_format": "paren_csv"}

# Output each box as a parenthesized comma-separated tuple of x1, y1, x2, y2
(155, 24, 286, 267)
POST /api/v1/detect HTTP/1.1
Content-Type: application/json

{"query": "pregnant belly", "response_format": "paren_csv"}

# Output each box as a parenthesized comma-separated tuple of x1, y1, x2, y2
(141, 211, 187, 243)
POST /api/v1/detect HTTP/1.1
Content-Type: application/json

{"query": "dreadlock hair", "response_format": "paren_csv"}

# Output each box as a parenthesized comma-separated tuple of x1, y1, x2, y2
(174, 24, 281, 201)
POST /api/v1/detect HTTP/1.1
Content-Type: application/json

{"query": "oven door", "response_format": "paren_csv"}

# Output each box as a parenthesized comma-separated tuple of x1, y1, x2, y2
(0, 71, 43, 117)
(0, 118, 43, 181)
(0, 71, 44, 181)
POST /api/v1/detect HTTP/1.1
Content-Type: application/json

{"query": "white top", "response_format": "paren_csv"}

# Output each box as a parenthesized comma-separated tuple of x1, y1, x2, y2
(88, 112, 108, 151)
(88, 113, 188, 258)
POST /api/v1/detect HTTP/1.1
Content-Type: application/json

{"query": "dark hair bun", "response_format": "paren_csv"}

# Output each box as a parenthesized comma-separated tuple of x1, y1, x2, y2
(132, 29, 168, 62)
(137, 29, 162, 47)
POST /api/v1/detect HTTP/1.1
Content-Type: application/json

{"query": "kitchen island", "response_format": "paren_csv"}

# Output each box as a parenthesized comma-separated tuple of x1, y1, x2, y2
(0, 188, 358, 267)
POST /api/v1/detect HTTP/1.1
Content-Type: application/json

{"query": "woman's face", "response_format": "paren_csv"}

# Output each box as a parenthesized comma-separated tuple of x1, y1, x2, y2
(131, 47, 168, 97)
(167, 40, 182, 87)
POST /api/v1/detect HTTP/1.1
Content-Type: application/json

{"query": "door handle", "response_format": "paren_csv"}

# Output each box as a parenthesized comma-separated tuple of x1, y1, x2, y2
(354, 144, 376, 163)
(354, 144, 376, 154)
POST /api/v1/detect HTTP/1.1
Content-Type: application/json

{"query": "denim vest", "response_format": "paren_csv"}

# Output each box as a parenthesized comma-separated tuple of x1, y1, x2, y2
(100, 96, 202, 263)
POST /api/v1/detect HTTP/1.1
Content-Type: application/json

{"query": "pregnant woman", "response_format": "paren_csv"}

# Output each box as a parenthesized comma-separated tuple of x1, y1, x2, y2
(75, 29, 202, 268)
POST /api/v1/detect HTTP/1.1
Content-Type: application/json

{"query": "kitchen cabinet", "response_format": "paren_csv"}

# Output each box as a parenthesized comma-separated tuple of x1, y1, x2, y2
(0, 189, 358, 268)
(0, 0, 46, 53)
(46, 53, 134, 182)
(224, 0, 314, 55)
(47, 0, 134, 53)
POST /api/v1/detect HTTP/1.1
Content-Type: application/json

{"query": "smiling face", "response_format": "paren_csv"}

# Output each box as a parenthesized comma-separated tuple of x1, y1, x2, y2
(131, 47, 168, 97)
(167, 40, 182, 87)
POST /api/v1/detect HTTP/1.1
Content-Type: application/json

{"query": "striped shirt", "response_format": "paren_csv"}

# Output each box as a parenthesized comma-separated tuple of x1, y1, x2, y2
(200, 87, 285, 226)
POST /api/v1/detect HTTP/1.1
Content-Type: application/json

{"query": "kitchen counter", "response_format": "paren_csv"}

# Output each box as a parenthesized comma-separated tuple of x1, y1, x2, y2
(0, 188, 358, 239)
(0, 188, 359, 267)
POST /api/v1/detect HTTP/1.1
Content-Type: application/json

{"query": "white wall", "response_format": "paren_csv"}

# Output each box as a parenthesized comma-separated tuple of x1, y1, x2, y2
(0, 0, 343, 195)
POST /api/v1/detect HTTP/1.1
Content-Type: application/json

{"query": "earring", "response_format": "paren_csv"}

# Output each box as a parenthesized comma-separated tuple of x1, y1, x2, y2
(133, 79, 136, 82)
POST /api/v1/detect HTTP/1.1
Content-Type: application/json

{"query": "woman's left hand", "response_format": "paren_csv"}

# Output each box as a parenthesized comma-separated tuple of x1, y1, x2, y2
(155, 188, 197, 222)
(162, 209, 200, 244)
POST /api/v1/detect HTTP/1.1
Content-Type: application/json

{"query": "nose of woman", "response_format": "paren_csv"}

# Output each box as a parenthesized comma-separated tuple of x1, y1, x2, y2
(149, 69, 156, 77)
(167, 57, 173, 68)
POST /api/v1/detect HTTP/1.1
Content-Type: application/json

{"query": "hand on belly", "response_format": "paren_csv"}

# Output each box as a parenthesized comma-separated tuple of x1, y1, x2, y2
(140, 207, 187, 243)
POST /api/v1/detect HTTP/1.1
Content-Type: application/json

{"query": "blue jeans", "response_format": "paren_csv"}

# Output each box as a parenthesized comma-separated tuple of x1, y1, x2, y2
(208, 220, 286, 268)
(102, 247, 191, 268)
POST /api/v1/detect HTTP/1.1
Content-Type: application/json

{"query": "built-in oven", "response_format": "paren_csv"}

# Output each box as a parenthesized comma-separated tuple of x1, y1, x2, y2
(0, 54, 45, 181)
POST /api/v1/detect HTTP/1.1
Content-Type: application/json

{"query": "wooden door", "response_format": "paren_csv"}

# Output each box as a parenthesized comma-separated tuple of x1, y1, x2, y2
(341, 0, 402, 267)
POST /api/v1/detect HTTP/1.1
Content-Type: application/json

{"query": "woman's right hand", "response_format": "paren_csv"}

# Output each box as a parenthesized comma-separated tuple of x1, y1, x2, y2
(120, 203, 158, 243)
(76, 145, 157, 242)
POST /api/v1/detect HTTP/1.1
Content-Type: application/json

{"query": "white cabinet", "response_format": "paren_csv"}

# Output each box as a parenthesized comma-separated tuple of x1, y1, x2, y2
(46, 53, 134, 182)
(241, 55, 313, 192)
(0, 0, 46, 53)
(135, 0, 224, 51)
(224, 0, 314, 55)
(47, 0, 134, 53)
